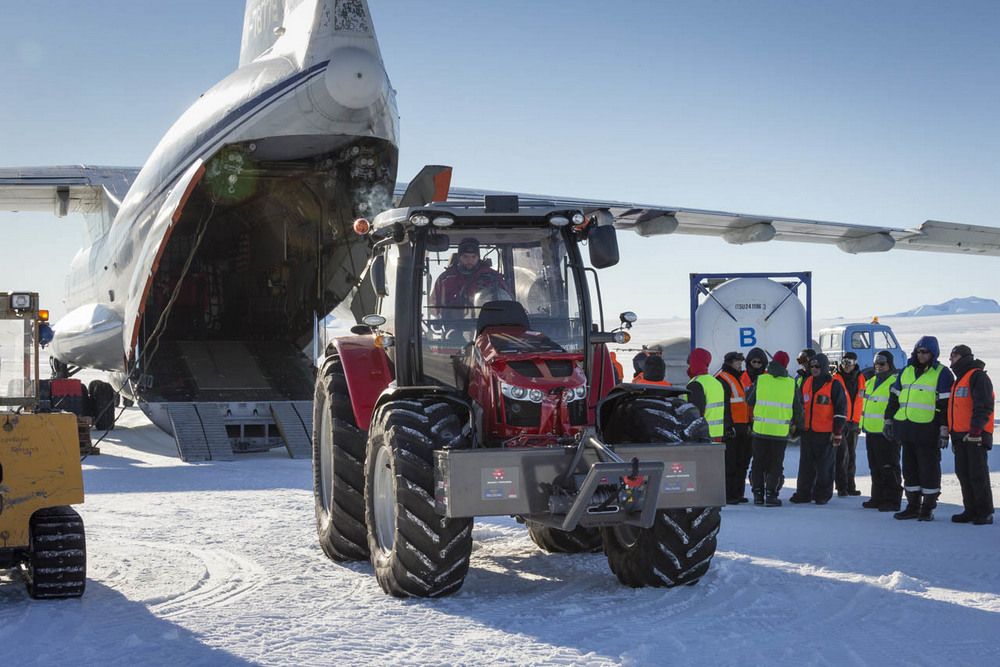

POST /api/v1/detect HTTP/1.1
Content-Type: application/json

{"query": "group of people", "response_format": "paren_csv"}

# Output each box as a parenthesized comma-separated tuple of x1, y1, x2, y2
(628, 338, 995, 525)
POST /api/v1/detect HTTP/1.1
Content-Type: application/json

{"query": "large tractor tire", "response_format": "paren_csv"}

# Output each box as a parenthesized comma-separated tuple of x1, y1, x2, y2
(24, 506, 86, 599)
(365, 399, 473, 598)
(88, 380, 116, 431)
(599, 395, 721, 588)
(312, 355, 369, 561)
(525, 521, 603, 554)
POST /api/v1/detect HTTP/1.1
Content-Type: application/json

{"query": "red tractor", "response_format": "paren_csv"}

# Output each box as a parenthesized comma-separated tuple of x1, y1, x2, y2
(312, 196, 724, 597)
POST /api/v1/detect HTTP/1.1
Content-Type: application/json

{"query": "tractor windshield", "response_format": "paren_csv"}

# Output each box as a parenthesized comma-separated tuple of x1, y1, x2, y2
(421, 227, 585, 385)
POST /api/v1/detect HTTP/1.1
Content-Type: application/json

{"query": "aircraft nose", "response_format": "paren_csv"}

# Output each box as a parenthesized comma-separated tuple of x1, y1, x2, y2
(324, 47, 385, 109)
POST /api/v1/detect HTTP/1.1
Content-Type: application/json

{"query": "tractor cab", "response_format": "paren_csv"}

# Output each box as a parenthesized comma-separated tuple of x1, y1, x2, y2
(366, 199, 622, 445)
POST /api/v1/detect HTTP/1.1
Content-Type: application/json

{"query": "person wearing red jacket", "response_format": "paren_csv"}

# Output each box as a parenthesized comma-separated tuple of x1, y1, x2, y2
(834, 352, 866, 497)
(947, 345, 995, 525)
(430, 237, 509, 314)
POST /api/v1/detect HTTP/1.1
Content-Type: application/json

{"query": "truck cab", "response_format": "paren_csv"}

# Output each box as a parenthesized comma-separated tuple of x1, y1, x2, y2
(817, 320, 906, 371)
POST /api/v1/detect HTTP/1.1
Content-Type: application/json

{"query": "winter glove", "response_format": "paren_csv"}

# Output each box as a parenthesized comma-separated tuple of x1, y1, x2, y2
(883, 421, 896, 443)
(726, 427, 737, 440)
(832, 433, 843, 447)
(938, 425, 950, 449)
(964, 427, 984, 446)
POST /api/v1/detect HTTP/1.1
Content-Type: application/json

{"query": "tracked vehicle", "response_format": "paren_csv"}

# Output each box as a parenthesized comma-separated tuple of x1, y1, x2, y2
(0, 293, 86, 599)
(312, 197, 724, 597)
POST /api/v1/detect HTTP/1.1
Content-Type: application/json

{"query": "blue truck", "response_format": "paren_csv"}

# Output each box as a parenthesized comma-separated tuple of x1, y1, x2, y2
(816, 320, 907, 372)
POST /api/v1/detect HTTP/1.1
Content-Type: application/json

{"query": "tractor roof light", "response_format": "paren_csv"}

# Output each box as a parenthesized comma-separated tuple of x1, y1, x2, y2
(431, 215, 454, 227)
(571, 212, 585, 226)
(38, 309, 49, 322)
(548, 215, 570, 227)
(410, 213, 430, 227)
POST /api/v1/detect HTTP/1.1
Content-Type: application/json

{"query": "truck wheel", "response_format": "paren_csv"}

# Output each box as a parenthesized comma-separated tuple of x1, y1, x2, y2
(365, 399, 473, 598)
(24, 506, 86, 599)
(599, 395, 721, 587)
(88, 380, 116, 431)
(312, 355, 368, 561)
(525, 522, 603, 554)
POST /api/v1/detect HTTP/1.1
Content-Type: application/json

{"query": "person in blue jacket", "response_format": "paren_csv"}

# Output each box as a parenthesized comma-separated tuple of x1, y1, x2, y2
(885, 336, 956, 522)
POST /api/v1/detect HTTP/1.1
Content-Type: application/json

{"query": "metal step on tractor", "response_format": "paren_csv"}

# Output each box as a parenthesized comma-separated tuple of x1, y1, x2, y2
(311, 195, 725, 597)
(0, 292, 87, 599)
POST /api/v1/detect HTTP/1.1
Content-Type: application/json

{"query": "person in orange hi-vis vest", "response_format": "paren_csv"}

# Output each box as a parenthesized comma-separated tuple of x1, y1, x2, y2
(833, 352, 866, 497)
(717, 351, 752, 504)
(789, 353, 848, 505)
(946, 344, 995, 525)
(633, 355, 671, 386)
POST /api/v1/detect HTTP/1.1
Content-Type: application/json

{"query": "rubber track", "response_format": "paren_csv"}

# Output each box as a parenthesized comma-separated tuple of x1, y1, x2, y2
(25, 506, 86, 599)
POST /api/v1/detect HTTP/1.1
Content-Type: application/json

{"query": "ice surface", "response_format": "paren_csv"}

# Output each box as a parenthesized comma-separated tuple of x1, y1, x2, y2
(3, 314, 997, 665)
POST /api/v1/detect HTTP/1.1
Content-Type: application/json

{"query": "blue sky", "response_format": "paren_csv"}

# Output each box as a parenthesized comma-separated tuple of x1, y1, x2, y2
(2, 0, 998, 321)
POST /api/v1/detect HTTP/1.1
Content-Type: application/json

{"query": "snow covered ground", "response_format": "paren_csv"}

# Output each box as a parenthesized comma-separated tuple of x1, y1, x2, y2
(3, 316, 998, 666)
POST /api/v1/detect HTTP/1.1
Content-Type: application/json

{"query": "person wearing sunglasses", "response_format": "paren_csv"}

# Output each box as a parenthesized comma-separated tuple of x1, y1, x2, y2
(789, 353, 848, 505)
(833, 353, 866, 497)
(795, 348, 817, 391)
(860, 351, 903, 512)
(743, 347, 768, 388)
(717, 351, 752, 504)
(885, 336, 955, 521)
(946, 345, 994, 525)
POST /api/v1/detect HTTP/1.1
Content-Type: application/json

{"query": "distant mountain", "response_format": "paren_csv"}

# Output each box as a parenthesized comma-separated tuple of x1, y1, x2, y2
(891, 296, 1000, 317)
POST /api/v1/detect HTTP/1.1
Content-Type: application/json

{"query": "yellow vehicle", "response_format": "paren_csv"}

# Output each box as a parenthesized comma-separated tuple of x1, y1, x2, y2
(0, 292, 86, 598)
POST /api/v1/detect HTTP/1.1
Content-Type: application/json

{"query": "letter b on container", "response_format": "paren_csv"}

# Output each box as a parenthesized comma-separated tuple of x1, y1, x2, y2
(739, 327, 757, 347)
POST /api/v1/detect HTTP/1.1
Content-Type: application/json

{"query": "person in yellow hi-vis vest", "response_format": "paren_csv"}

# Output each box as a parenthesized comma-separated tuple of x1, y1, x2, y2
(860, 350, 903, 512)
(746, 351, 803, 507)
(885, 336, 955, 522)
(684, 348, 726, 441)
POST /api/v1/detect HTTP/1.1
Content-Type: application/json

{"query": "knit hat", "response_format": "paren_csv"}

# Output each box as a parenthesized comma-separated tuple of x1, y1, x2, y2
(772, 350, 790, 368)
(874, 350, 895, 369)
(458, 237, 479, 255)
(643, 355, 667, 381)
(723, 351, 745, 364)
(951, 344, 972, 358)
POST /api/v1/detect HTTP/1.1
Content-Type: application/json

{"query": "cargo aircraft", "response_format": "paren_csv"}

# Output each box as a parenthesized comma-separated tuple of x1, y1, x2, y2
(2, 0, 998, 460)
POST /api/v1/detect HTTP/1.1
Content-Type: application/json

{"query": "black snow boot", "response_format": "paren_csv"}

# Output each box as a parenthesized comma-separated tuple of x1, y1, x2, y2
(862, 498, 880, 509)
(765, 490, 782, 507)
(894, 492, 921, 520)
(951, 511, 973, 523)
(918, 494, 937, 522)
(753, 489, 765, 506)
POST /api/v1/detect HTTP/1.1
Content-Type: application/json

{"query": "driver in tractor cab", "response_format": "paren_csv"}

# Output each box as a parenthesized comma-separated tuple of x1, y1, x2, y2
(431, 237, 510, 314)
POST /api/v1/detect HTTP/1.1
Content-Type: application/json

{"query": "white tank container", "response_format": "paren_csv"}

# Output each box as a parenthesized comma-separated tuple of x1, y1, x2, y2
(694, 278, 807, 372)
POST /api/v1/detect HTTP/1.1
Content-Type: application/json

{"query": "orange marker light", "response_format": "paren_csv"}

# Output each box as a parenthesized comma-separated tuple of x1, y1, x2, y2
(353, 218, 371, 235)
(39, 309, 49, 321)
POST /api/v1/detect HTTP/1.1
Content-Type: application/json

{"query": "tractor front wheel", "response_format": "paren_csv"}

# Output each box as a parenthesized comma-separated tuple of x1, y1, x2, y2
(365, 399, 473, 598)
(600, 394, 720, 587)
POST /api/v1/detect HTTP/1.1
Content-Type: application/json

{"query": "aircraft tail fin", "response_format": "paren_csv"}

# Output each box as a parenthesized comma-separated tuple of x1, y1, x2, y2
(397, 166, 453, 207)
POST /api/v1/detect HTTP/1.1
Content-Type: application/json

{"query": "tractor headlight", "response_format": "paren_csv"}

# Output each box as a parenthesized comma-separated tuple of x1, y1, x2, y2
(10, 293, 31, 311)
(432, 215, 454, 227)
(410, 213, 430, 227)
(501, 381, 542, 403)
(563, 385, 588, 402)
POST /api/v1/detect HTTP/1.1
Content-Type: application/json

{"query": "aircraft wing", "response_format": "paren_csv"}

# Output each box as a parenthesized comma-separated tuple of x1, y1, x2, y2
(394, 182, 1000, 256)
(0, 166, 139, 217)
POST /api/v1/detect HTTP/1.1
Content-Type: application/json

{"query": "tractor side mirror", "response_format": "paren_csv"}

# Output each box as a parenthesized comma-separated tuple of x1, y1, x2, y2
(370, 253, 387, 297)
(588, 225, 619, 268)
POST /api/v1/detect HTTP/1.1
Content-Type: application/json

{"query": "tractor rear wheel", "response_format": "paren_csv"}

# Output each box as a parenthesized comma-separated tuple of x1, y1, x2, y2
(365, 399, 473, 598)
(24, 506, 86, 599)
(600, 395, 721, 587)
(88, 380, 116, 431)
(525, 521, 603, 554)
(312, 355, 369, 561)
